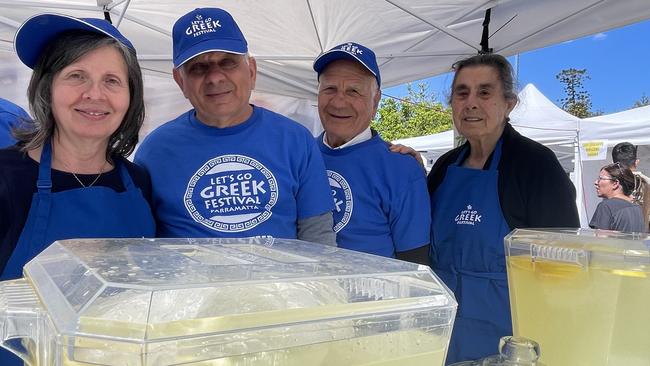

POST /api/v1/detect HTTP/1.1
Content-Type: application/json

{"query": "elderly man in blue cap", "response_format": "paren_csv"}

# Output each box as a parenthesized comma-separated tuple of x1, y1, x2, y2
(313, 42, 431, 263)
(136, 8, 334, 244)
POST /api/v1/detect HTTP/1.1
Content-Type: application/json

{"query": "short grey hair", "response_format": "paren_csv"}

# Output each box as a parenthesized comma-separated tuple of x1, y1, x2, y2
(14, 31, 144, 160)
(449, 53, 518, 105)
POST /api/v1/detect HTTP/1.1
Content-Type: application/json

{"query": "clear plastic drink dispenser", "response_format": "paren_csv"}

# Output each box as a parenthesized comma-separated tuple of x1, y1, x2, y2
(505, 228, 650, 366)
(0, 237, 457, 365)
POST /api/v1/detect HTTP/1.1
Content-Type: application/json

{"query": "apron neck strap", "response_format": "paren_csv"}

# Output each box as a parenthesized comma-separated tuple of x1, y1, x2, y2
(38, 141, 135, 190)
(488, 139, 503, 170)
(454, 138, 504, 171)
(116, 158, 136, 189)
(37, 140, 53, 192)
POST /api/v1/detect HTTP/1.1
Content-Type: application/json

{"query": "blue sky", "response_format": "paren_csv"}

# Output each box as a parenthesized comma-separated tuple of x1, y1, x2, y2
(384, 19, 650, 114)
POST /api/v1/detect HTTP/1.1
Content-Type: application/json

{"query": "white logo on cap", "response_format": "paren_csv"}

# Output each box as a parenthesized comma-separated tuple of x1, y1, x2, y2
(185, 14, 222, 37)
(340, 43, 363, 56)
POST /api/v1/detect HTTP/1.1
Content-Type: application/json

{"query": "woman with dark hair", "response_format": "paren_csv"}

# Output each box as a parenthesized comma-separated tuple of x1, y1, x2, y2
(590, 163, 645, 232)
(0, 14, 155, 283)
(427, 53, 580, 363)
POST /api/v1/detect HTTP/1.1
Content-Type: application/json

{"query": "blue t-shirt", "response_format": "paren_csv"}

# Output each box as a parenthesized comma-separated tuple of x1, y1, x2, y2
(318, 132, 431, 257)
(136, 106, 333, 238)
(0, 98, 29, 148)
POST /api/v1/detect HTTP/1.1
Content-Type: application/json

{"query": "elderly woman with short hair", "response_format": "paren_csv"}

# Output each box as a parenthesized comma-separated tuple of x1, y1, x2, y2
(427, 53, 580, 363)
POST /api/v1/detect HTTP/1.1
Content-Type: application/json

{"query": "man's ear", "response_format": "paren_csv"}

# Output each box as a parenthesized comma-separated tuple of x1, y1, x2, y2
(372, 87, 381, 115)
(248, 56, 257, 89)
(172, 68, 188, 99)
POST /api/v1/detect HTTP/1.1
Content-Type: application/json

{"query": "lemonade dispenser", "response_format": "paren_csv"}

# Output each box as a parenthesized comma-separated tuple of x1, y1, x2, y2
(0, 237, 457, 365)
(505, 228, 650, 366)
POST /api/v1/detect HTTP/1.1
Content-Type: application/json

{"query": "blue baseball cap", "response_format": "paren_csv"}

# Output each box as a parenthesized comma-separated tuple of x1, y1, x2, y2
(173, 8, 248, 68)
(14, 13, 135, 69)
(313, 42, 381, 87)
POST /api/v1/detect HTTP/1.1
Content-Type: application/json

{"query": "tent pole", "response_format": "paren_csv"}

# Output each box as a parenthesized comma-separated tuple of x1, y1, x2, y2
(113, 0, 131, 28)
(574, 119, 589, 227)
(0, 15, 21, 28)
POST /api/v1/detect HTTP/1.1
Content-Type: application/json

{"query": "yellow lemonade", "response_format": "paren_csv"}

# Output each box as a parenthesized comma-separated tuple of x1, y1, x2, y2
(61, 328, 447, 366)
(507, 255, 650, 366)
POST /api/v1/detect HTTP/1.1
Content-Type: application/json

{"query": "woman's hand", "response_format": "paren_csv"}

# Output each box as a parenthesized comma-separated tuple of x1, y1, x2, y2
(388, 143, 425, 169)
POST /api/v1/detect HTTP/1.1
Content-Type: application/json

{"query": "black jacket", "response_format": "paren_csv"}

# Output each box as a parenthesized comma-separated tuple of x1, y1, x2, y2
(427, 123, 580, 230)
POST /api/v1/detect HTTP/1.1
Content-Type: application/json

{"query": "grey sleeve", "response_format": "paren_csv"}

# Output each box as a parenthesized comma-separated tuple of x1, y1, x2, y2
(297, 212, 337, 247)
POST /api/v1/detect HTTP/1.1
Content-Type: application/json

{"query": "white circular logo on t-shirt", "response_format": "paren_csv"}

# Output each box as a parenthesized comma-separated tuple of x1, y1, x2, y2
(327, 170, 353, 233)
(184, 155, 278, 232)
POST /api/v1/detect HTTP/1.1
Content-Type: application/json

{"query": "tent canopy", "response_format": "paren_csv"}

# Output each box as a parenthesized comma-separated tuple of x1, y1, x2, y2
(1, 0, 650, 133)
(585, 104, 650, 124)
(3, 0, 650, 98)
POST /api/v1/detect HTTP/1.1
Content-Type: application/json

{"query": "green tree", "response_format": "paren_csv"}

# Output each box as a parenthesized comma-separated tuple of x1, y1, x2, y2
(633, 93, 650, 108)
(556, 68, 596, 118)
(371, 83, 452, 141)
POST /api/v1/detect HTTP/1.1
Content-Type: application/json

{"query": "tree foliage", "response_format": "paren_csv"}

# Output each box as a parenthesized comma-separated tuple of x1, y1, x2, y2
(372, 83, 452, 141)
(633, 93, 650, 108)
(556, 68, 597, 118)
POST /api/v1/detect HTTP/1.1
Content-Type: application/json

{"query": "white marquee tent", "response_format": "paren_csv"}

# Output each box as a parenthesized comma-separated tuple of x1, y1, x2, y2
(1, 0, 650, 135)
(585, 104, 650, 125)
(580, 105, 650, 222)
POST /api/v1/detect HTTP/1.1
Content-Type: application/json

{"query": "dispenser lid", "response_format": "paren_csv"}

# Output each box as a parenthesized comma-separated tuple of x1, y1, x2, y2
(505, 228, 650, 270)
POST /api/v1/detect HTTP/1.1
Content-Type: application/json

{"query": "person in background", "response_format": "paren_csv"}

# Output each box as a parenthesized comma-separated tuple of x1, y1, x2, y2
(0, 98, 30, 148)
(612, 141, 650, 229)
(312, 42, 431, 264)
(0, 13, 155, 365)
(135, 8, 335, 245)
(427, 53, 580, 364)
(589, 163, 645, 232)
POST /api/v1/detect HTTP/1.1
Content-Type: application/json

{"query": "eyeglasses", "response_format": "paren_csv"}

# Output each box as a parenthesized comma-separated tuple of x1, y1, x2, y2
(597, 176, 617, 182)
(600, 162, 626, 183)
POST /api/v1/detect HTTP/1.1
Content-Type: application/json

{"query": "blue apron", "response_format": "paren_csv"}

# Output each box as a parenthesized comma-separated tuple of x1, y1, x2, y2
(431, 140, 512, 364)
(1, 141, 155, 364)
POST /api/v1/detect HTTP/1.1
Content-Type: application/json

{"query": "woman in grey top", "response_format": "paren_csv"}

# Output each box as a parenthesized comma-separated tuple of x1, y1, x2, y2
(590, 162, 645, 232)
